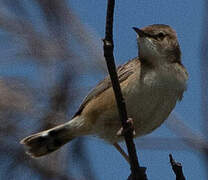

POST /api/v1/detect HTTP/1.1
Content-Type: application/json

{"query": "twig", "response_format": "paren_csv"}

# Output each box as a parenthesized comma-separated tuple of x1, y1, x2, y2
(169, 154, 186, 180)
(103, 0, 147, 179)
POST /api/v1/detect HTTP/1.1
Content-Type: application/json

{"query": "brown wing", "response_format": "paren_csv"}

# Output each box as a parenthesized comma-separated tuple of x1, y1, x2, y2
(73, 57, 140, 117)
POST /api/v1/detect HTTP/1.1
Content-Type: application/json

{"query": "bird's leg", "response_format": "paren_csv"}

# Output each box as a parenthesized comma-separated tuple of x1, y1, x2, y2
(113, 143, 130, 164)
(114, 118, 136, 164)
(114, 118, 136, 163)
(116, 118, 136, 136)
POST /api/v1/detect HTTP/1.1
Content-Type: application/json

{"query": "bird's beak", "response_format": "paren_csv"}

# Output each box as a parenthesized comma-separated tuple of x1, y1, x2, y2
(132, 27, 146, 37)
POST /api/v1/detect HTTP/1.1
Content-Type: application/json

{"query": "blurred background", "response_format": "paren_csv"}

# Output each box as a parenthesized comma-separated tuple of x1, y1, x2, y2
(0, 0, 207, 179)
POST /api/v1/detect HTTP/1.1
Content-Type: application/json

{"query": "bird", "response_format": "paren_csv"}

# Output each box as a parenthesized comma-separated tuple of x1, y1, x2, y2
(20, 24, 188, 158)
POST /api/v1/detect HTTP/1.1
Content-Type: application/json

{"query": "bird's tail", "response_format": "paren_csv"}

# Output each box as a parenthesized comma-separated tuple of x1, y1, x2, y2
(20, 116, 86, 158)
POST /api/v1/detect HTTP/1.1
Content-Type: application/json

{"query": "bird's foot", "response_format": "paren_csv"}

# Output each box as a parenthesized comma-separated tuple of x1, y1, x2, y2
(116, 118, 136, 136)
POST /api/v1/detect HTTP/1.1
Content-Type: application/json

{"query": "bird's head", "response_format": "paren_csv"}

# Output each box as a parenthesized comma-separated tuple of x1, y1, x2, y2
(133, 24, 181, 66)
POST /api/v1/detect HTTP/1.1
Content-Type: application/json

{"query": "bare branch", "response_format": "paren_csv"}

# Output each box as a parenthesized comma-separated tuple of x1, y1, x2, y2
(103, 0, 147, 179)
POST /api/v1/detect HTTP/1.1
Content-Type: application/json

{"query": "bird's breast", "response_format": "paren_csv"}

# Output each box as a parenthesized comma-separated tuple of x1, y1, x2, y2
(89, 66, 187, 143)
(124, 68, 186, 137)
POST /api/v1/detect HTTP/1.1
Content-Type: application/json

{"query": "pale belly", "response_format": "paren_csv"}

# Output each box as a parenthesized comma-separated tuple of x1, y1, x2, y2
(126, 85, 178, 137)
(91, 71, 185, 143)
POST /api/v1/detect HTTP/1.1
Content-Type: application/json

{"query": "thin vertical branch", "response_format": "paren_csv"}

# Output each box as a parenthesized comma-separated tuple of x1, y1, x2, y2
(102, 0, 147, 179)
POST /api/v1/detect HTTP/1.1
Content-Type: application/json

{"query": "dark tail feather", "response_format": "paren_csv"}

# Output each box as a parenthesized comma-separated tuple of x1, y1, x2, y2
(20, 124, 74, 158)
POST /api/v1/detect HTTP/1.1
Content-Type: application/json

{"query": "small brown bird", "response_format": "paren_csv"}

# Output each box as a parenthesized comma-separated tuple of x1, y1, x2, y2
(21, 24, 188, 158)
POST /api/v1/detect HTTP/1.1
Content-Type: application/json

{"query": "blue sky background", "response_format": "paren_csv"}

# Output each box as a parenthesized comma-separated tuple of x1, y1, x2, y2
(0, 0, 206, 179)
(68, 0, 206, 179)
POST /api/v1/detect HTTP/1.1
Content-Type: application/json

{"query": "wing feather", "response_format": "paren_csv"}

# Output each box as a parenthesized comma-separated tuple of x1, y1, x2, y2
(73, 57, 140, 117)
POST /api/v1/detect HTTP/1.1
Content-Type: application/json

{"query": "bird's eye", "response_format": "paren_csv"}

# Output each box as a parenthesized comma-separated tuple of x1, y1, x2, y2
(157, 32, 165, 39)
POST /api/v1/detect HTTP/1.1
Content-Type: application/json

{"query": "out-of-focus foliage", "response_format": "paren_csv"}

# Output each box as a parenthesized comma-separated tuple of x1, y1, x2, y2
(0, 0, 105, 179)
